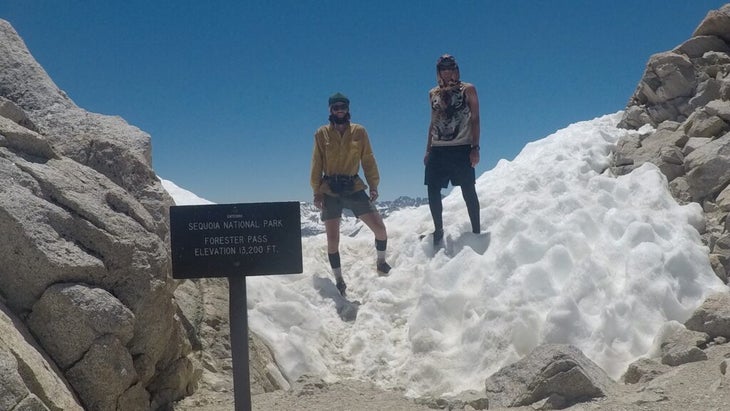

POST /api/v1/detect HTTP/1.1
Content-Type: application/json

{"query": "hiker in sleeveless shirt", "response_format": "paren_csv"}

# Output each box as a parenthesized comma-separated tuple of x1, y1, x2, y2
(310, 92, 391, 297)
(424, 54, 481, 245)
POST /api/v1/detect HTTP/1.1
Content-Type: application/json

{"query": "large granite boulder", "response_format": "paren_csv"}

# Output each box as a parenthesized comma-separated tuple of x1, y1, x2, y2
(0, 19, 199, 410)
(685, 291, 730, 338)
(0, 301, 83, 411)
(484, 344, 615, 409)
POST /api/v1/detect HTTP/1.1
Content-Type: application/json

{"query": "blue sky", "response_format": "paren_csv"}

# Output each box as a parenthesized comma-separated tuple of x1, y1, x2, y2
(1, 1, 726, 203)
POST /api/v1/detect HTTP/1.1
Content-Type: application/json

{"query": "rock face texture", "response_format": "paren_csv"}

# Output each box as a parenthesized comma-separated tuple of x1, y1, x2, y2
(0, 19, 198, 410)
(614, 4, 730, 286)
(484, 345, 615, 409)
(8, 4, 730, 411)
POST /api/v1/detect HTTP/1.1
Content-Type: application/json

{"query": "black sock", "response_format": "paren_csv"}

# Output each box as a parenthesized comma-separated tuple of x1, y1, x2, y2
(328, 252, 341, 269)
(428, 185, 443, 232)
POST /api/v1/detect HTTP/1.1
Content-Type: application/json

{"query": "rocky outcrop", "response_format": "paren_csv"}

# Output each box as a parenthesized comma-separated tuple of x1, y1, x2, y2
(0, 19, 198, 410)
(0, 301, 83, 411)
(614, 4, 730, 285)
(685, 291, 730, 338)
(0, 21, 170, 240)
(618, 4, 730, 130)
(484, 344, 616, 409)
(174, 278, 288, 399)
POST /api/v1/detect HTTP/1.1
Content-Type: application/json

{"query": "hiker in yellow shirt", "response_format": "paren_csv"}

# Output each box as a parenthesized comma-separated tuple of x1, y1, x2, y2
(310, 92, 391, 297)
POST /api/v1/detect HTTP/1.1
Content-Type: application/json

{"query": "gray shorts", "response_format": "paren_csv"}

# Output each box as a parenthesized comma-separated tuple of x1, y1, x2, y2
(321, 190, 377, 221)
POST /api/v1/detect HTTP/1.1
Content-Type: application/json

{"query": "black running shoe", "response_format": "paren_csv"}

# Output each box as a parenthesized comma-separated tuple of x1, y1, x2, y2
(336, 279, 347, 297)
(377, 261, 391, 276)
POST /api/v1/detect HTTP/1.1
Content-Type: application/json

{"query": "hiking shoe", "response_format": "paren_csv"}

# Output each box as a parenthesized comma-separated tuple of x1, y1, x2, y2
(336, 279, 347, 297)
(433, 229, 444, 246)
(377, 261, 391, 276)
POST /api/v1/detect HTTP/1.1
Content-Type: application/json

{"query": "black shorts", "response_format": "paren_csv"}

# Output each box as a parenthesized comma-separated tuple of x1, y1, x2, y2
(424, 145, 475, 188)
(321, 190, 377, 221)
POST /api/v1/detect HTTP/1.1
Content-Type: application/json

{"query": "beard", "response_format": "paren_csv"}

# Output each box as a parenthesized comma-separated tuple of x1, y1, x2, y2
(329, 112, 351, 124)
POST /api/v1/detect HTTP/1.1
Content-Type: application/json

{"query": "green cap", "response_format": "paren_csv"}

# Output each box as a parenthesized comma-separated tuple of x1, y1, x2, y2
(328, 92, 350, 106)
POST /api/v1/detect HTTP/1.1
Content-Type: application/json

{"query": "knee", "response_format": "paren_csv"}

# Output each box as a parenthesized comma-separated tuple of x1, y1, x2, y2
(370, 218, 387, 238)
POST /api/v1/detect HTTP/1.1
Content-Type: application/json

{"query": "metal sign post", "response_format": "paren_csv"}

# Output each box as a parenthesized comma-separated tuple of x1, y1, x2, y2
(170, 202, 303, 411)
(229, 274, 250, 409)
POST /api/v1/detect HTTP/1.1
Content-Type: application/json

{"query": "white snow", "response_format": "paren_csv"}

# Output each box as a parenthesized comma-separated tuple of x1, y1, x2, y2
(164, 112, 728, 397)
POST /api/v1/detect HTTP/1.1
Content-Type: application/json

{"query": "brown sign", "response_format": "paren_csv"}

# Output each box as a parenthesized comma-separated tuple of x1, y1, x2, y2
(170, 202, 302, 279)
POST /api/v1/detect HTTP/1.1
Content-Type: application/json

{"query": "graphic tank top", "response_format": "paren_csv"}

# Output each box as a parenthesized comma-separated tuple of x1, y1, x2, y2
(429, 82, 473, 147)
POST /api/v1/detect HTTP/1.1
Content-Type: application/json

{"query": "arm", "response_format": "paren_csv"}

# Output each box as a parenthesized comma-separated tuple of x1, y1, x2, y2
(359, 128, 381, 201)
(465, 84, 481, 167)
(310, 130, 325, 208)
(425, 91, 436, 166)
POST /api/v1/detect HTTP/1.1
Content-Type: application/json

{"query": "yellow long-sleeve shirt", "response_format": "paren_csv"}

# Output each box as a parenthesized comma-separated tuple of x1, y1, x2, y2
(310, 122, 380, 196)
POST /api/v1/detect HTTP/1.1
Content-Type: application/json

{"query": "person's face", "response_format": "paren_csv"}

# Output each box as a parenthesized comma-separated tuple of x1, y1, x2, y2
(439, 69, 458, 85)
(331, 103, 349, 116)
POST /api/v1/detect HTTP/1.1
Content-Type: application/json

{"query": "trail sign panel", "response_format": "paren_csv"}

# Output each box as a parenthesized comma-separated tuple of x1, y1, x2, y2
(170, 202, 302, 279)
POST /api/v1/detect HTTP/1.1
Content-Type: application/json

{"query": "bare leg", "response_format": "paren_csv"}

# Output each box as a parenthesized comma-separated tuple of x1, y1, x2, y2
(358, 211, 387, 241)
(324, 218, 341, 253)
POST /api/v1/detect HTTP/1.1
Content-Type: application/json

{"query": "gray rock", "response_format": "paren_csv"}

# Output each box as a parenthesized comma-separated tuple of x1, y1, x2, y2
(611, 127, 687, 181)
(638, 52, 697, 105)
(15, 394, 50, 411)
(613, 134, 640, 166)
(0, 293, 83, 411)
(484, 344, 615, 408)
(619, 105, 654, 129)
(0, 349, 32, 411)
(668, 176, 693, 204)
(0, 18, 198, 410)
(685, 292, 730, 338)
(684, 110, 727, 137)
(417, 390, 489, 410)
(0, 19, 171, 239)
(688, 79, 723, 111)
(705, 99, 730, 122)
(712, 234, 730, 266)
(693, 4, 730, 43)
(674, 35, 730, 58)
(657, 327, 709, 366)
(684, 132, 730, 200)
(683, 136, 712, 155)
(709, 253, 728, 284)
(716, 184, 730, 211)
(174, 278, 288, 399)
(27, 284, 135, 369)
(0, 96, 37, 131)
(66, 335, 137, 411)
(623, 358, 671, 384)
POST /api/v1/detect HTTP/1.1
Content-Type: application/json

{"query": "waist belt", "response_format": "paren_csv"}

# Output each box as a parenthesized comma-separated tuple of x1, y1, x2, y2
(323, 174, 357, 182)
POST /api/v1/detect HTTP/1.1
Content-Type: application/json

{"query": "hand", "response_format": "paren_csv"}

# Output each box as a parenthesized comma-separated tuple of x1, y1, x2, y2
(313, 193, 324, 209)
(423, 151, 430, 166)
(469, 148, 480, 168)
(369, 189, 379, 202)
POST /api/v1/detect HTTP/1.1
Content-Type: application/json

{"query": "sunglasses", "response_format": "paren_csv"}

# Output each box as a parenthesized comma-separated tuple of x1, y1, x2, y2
(331, 104, 349, 111)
